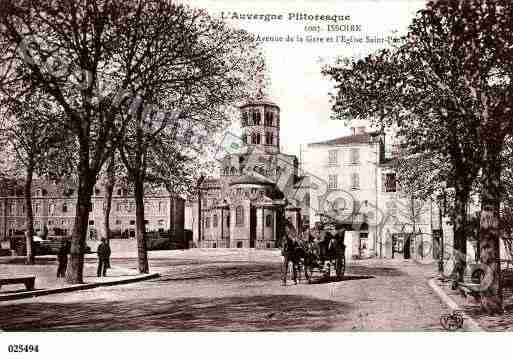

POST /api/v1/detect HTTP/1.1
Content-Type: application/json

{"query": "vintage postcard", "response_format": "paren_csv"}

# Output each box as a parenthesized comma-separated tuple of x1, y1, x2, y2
(0, 0, 512, 357)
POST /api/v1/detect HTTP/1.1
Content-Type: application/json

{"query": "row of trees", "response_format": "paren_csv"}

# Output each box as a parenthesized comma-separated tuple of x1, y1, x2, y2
(324, 0, 513, 314)
(0, 1, 262, 282)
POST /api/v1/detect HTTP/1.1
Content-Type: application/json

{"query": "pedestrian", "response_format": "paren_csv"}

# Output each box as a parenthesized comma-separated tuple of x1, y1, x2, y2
(97, 237, 111, 277)
(56, 240, 70, 278)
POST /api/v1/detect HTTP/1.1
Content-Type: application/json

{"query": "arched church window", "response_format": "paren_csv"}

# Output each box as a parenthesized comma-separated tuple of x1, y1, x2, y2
(265, 132, 274, 145)
(235, 206, 244, 226)
(265, 214, 273, 227)
(252, 111, 261, 125)
(265, 112, 273, 126)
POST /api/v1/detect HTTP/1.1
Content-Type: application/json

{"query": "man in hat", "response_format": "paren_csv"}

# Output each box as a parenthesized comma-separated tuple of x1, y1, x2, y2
(97, 237, 111, 277)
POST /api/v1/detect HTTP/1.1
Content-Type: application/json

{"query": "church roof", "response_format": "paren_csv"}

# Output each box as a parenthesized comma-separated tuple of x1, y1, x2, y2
(229, 174, 275, 186)
(240, 92, 279, 109)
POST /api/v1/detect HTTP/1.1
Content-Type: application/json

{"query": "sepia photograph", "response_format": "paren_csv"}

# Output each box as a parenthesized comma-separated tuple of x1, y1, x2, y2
(0, 0, 512, 357)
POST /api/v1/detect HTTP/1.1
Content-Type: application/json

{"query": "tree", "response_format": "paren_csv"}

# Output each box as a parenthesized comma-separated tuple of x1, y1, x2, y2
(323, 43, 481, 283)
(0, 0, 260, 281)
(113, 1, 260, 273)
(0, 89, 72, 264)
(325, 0, 513, 313)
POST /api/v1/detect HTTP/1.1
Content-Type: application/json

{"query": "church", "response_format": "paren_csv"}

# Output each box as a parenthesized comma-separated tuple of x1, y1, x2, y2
(188, 95, 306, 249)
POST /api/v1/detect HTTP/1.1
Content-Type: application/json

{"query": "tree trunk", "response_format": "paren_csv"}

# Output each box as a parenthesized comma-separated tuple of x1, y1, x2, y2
(66, 144, 95, 284)
(479, 142, 503, 314)
(103, 158, 115, 240)
(134, 176, 149, 273)
(24, 165, 35, 265)
(452, 184, 469, 282)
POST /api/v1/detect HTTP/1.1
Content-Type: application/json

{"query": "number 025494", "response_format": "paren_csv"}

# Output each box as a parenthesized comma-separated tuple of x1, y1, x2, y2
(7, 344, 39, 353)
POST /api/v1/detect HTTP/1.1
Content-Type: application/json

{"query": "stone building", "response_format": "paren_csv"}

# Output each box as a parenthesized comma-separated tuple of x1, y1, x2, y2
(188, 95, 303, 249)
(303, 125, 439, 260)
(0, 178, 184, 248)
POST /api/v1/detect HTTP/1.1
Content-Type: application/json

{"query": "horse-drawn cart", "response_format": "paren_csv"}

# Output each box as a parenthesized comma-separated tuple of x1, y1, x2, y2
(281, 224, 346, 285)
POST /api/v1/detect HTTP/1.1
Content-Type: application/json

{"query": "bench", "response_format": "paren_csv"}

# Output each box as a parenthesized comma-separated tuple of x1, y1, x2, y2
(0, 276, 36, 291)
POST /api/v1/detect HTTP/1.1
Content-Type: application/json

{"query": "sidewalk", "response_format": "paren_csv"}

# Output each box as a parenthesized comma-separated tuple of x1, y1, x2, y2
(430, 276, 513, 331)
(0, 257, 158, 301)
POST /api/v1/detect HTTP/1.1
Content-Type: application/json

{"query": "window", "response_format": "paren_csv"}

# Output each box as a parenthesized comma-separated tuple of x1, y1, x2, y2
(115, 220, 122, 225)
(385, 173, 397, 193)
(48, 220, 54, 225)
(251, 132, 261, 145)
(116, 202, 121, 212)
(350, 148, 360, 164)
(34, 203, 41, 214)
(265, 112, 273, 126)
(9, 203, 15, 215)
(230, 167, 237, 176)
(49, 204, 55, 215)
(205, 217, 210, 228)
(227, 215, 230, 227)
(265, 214, 272, 227)
(95, 187, 100, 195)
(328, 150, 338, 165)
(235, 206, 244, 226)
(129, 220, 135, 225)
(351, 173, 360, 189)
(213, 242, 217, 248)
(158, 202, 164, 213)
(242, 112, 248, 126)
(117, 189, 122, 196)
(213, 214, 218, 227)
(252, 111, 261, 125)
(158, 219, 164, 225)
(328, 175, 338, 190)
(265, 132, 274, 145)
(89, 220, 94, 225)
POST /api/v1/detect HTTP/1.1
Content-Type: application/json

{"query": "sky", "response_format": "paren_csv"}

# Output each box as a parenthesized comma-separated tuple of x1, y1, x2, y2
(181, 0, 426, 158)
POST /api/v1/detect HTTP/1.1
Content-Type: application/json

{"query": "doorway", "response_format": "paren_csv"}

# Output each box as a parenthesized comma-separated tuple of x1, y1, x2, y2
(250, 207, 256, 248)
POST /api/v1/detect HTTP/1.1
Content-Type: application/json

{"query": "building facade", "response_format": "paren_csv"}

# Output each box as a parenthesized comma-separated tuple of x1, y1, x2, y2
(188, 95, 303, 249)
(0, 179, 184, 248)
(303, 126, 440, 260)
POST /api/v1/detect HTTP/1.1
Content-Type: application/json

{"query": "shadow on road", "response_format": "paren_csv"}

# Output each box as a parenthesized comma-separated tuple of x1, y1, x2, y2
(158, 263, 282, 283)
(346, 265, 403, 277)
(0, 294, 352, 331)
(308, 275, 374, 285)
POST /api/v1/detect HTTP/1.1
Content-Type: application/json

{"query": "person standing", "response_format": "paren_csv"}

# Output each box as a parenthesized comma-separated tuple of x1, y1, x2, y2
(97, 238, 111, 277)
(56, 240, 70, 278)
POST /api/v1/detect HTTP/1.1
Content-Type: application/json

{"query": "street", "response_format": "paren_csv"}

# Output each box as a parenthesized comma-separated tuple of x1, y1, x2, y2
(0, 251, 448, 331)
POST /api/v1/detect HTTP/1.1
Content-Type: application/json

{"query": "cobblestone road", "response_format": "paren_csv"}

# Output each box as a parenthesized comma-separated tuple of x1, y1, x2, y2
(0, 252, 449, 331)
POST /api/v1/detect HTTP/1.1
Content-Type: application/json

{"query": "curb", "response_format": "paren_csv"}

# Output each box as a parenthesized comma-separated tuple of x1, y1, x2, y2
(428, 278, 483, 332)
(0, 273, 160, 302)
